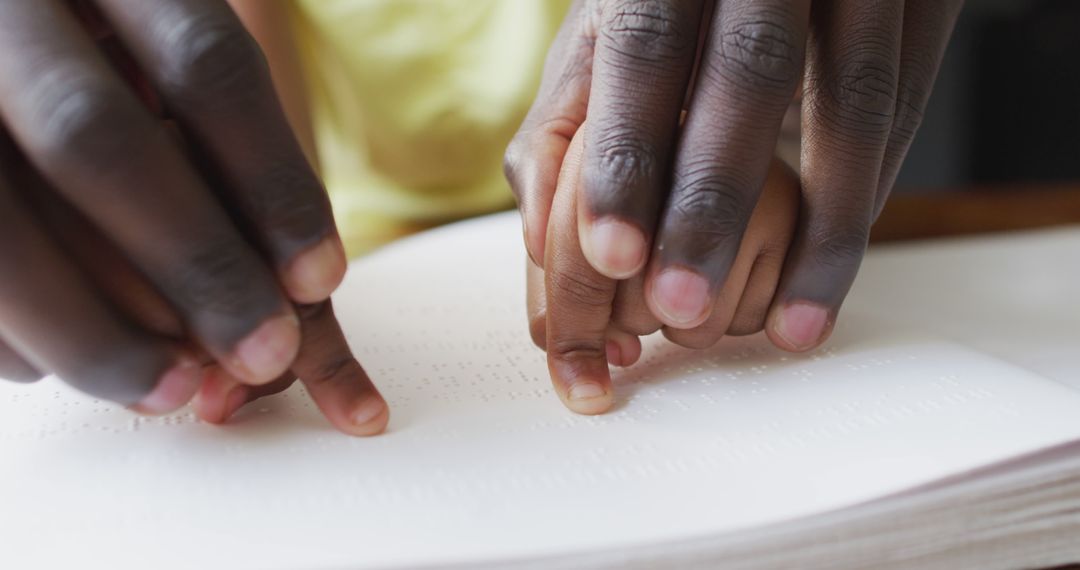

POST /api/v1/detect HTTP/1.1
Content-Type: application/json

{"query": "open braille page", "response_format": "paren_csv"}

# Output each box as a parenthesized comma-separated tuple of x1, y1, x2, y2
(3, 212, 1080, 569)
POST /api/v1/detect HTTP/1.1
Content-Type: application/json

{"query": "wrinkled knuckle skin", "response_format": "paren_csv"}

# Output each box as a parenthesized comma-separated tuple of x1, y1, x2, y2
(821, 53, 899, 135)
(548, 266, 612, 310)
(163, 240, 282, 340)
(715, 13, 802, 94)
(807, 222, 870, 271)
(159, 15, 268, 107)
(34, 78, 153, 175)
(668, 173, 753, 259)
(888, 87, 928, 148)
(305, 355, 356, 388)
(600, 0, 693, 65)
(547, 337, 607, 363)
(586, 129, 659, 210)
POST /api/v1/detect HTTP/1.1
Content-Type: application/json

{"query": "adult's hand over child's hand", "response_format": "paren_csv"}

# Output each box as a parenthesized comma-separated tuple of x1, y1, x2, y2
(508, 0, 963, 354)
(0, 0, 387, 435)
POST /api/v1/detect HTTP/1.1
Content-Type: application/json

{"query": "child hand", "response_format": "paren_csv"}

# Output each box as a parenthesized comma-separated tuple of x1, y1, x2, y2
(526, 124, 799, 414)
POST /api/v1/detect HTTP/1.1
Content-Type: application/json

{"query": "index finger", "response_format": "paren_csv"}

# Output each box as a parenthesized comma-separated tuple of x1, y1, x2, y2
(95, 0, 346, 304)
(545, 127, 617, 415)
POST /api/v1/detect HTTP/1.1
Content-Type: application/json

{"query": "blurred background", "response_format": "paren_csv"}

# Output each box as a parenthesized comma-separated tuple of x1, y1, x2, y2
(897, 0, 1080, 189)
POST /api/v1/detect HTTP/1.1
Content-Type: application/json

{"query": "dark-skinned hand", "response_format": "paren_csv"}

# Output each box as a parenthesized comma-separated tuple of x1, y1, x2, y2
(527, 123, 799, 414)
(507, 0, 964, 356)
(0, 0, 387, 434)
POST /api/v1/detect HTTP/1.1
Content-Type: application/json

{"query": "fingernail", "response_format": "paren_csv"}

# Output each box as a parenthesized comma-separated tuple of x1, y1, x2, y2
(351, 397, 389, 436)
(223, 386, 249, 420)
(605, 340, 623, 367)
(568, 381, 607, 401)
(582, 218, 647, 279)
(775, 302, 829, 351)
(283, 237, 347, 303)
(134, 359, 201, 415)
(352, 397, 387, 425)
(233, 315, 300, 384)
(650, 267, 711, 328)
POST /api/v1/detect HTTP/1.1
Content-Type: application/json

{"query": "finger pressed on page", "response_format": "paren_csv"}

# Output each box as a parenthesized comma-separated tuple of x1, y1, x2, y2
(0, 0, 300, 385)
(193, 302, 388, 436)
(545, 126, 617, 415)
(94, 0, 348, 304)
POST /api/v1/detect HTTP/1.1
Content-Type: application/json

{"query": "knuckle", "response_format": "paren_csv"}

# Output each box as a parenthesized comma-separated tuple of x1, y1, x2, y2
(714, 13, 802, 92)
(502, 136, 527, 195)
(600, 0, 693, 64)
(807, 219, 870, 270)
(548, 266, 611, 309)
(888, 87, 928, 146)
(159, 15, 267, 105)
(304, 355, 356, 389)
(547, 336, 607, 363)
(669, 172, 754, 249)
(164, 238, 281, 332)
(33, 77, 151, 173)
(819, 53, 899, 134)
(587, 129, 659, 198)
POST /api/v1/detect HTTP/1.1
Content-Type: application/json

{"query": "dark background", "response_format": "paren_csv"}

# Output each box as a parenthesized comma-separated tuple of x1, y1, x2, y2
(897, 0, 1080, 190)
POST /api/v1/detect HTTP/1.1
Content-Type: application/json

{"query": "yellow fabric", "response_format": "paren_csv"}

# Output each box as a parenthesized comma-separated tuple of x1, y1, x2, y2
(291, 0, 571, 256)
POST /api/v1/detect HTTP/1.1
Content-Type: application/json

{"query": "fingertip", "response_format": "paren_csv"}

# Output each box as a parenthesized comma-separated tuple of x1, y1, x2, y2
(647, 267, 712, 329)
(191, 365, 245, 424)
(605, 340, 622, 367)
(549, 352, 615, 415)
(131, 356, 201, 415)
(767, 301, 832, 352)
(283, 237, 348, 304)
(345, 396, 390, 437)
(229, 313, 301, 385)
(579, 217, 647, 280)
(605, 330, 642, 367)
(564, 381, 614, 415)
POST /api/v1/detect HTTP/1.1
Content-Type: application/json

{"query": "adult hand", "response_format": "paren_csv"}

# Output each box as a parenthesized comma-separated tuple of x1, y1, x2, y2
(526, 123, 799, 414)
(507, 0, 964, 352)
(0, 0, 383, 431)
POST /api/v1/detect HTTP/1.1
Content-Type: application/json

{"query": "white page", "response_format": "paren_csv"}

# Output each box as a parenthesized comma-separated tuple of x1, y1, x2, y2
(3, 212, 1080, 569)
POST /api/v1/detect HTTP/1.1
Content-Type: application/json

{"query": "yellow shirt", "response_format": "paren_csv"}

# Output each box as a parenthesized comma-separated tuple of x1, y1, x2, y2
(291, 0, 571, 255)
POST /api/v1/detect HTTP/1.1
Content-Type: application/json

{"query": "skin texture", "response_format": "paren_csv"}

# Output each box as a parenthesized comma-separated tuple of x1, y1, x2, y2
(506, 0, 965, 355)
(0, 0, 387, 435)
(528, 124, 799, 414)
